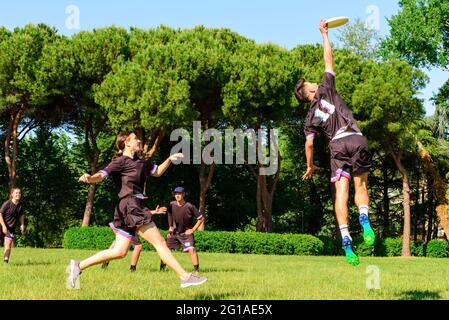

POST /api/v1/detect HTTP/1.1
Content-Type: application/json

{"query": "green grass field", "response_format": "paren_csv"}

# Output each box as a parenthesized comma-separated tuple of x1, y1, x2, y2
(0, 248, 448, 300)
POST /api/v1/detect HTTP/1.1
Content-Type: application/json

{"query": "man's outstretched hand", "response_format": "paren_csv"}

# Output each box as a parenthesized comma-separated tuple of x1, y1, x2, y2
(319, 19, 329, 35)
(302, 165, 321, 180)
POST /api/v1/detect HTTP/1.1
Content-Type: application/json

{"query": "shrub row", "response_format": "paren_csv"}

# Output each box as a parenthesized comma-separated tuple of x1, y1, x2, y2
(63, 227, 449, 258)
(318, 235, 449, 258)
(63, 227, 324, 256)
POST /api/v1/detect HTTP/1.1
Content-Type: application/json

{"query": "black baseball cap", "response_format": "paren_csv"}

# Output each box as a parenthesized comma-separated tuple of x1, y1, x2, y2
(173, 187, 186, 193)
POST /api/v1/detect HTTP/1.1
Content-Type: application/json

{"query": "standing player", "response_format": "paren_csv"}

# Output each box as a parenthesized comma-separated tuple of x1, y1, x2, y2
(0, 188, 25, 263)
(160, 187, 204, 274)
(295, 19, 375, 266)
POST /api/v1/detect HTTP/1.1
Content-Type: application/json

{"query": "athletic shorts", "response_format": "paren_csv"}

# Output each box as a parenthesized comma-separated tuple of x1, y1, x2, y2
(112, 196, 153, 237)
(0, 228, 15, 241)
(329, 134, 371, 183)
(166, 232, 196, 252)
(109, 222, 141, 246)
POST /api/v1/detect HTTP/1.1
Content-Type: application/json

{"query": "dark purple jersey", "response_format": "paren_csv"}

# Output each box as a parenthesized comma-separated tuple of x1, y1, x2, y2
(304, 72, 362, 141)
(168, 201, 204, 234)
(99, 155, 158, 199)
(0, 200, 24, 230)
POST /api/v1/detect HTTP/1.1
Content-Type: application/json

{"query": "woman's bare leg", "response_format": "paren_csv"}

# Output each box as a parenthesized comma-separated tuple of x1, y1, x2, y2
(138, 223, 190, 280)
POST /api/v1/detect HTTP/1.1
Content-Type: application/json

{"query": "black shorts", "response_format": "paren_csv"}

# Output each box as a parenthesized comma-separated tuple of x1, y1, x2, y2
(112, 196, 153, 237)
(0, 226, 16, 241)
(329, 134, 371, 183)
(167, 232, 196, 251)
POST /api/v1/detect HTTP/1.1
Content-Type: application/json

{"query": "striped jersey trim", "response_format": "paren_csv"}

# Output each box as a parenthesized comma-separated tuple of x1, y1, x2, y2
(108, 222, 134, 241)
(306, 133, 316, 140)
(150, 165, 158, 176)
(99, 170, 109, 179)
(330, 168, 351, 183)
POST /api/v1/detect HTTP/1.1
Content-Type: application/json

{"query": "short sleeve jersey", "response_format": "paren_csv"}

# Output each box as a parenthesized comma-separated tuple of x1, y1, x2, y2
(304, 72, 361, 140)
(0, 200, 24, 229)
(100, 156, 158, 199)
(168, 201, 204, 234)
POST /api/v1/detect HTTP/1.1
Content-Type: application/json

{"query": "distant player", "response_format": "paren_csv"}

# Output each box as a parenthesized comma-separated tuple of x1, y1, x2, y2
(0, 188, 25, 263)
(160, 187, 204, 274)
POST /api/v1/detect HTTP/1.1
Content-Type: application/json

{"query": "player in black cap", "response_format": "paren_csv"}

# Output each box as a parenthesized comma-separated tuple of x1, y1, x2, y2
(160, 186, 205, 274)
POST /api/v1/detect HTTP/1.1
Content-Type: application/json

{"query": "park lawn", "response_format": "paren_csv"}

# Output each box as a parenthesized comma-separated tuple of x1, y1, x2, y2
(0, 248, 448, 300)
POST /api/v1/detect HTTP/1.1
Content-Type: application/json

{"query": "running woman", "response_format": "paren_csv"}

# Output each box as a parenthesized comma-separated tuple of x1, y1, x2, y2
(67, 132, 207, 288)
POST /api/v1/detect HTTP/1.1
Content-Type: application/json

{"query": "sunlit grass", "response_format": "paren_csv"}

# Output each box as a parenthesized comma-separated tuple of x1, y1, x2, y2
(0, 248, 448, 300)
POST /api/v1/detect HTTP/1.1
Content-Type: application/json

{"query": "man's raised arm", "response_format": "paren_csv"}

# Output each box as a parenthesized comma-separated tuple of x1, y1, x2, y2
(320, 19, 334, 73)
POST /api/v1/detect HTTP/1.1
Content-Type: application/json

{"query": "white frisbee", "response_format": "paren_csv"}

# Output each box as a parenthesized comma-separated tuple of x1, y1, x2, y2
(325, 16, 349, 28)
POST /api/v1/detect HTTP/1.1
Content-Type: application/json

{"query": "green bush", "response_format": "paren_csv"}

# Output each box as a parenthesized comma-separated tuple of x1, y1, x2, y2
(63, 227, 115, 250)
(375, 238, 425, 257)
(63, 227, 324, 256)
(318, 236, 340, 256)
(382, 238, 403, 256)
(194, 231, 235, 253)
(412, 240, 424, 257)
(353, 236, 376, 257)
(65, 227, 444, 258)
(426, 240, 449, 258)
(287, 234, 324, 255)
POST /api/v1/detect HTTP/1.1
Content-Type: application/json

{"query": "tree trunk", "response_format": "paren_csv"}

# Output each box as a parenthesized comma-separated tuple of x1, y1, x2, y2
(416, 141, 449, 241)
(255, 174, 274, 232)
(382, 158, 390, 238)
(4, 102, 26, 190)
(198, 161, 215, 231)
(82, 184, 96, 227)
(143, 131, 164, 160)
(137, 130, 165, 198)
(426, 175, 434, 242)
(250, 150, 280, 233)
(391, 150, 411, 257)
(308, 181, 324, 234)
(421, 178, 426, 240)
(81, 151, 100, 227)
(81, 119, 101, 227)
(413, 169, 420, 242)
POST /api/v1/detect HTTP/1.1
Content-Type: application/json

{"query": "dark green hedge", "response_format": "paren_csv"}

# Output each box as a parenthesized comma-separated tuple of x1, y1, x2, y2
(311, 236, 449, 258)
(63, 227, 449, 257)
(63, 227, 324, 256)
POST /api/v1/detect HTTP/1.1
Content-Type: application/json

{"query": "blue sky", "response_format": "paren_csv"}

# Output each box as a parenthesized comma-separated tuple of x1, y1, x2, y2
(0, 0, 446, 115)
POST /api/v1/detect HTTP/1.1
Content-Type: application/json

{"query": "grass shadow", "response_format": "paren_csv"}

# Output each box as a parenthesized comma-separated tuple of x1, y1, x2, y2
(397, 290, 441, 300)
(9, 260, 53, 267)
(193, 292, 233, 300)
(198, 267, 245, 273)
(145, 267, 245, 273)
